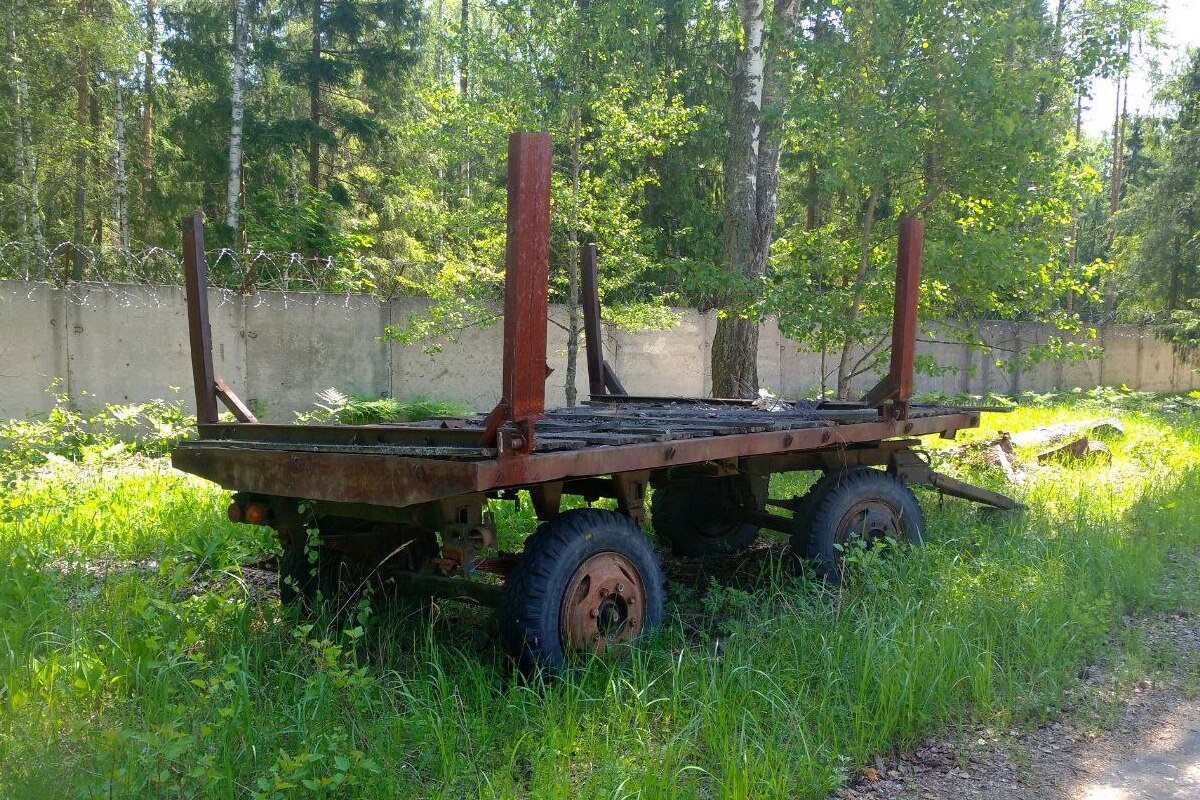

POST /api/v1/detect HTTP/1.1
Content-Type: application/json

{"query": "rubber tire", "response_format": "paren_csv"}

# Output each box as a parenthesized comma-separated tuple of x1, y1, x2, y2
(804, 468, 924, 583)
(650, 474, 767, 556)
(788, 467, 876, 557)
(499, 508, 666, 677)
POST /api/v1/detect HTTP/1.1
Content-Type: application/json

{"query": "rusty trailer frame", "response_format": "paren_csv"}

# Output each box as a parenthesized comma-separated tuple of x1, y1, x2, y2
(170, 131, 1016, 671)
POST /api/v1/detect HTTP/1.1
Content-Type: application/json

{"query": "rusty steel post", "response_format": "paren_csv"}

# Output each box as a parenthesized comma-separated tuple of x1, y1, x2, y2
(863, 214, 923, 418)
(581, 243, 606, 397)
(480, 132, 553, 451)
(182, 211, 219, 425)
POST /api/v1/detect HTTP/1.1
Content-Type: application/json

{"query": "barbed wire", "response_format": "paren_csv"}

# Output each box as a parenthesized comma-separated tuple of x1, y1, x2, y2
(0, 240, 409, 300)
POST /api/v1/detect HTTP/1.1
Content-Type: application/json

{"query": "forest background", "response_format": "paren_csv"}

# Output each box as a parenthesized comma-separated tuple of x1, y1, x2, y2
(2, 0, 1198, 401)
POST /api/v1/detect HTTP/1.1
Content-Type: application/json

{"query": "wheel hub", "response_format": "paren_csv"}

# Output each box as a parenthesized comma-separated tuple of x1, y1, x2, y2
(835, 499, 902, 547)
(559, 551, 647, 655)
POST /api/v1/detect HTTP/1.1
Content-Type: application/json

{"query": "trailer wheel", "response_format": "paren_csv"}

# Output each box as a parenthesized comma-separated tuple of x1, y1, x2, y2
(803, 469, 924, 583)
(500, 509, 665, 676)
(650, 474, 767, 556)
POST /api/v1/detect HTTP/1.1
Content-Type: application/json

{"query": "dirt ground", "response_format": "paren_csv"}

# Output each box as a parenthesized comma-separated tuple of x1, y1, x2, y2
(835, 612, 1200, 800)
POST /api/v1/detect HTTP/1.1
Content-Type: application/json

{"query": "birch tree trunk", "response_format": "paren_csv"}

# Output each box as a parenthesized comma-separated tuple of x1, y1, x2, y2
(711, 0, 798, 398)
(113, 78, 130, 250)
(226, 0, 248, 233)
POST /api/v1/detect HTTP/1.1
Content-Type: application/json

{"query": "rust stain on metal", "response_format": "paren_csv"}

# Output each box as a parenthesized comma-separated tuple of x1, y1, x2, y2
(559, 551, 647, 655)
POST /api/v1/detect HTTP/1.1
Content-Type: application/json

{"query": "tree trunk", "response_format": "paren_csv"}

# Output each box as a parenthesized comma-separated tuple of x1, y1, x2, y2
(141, 0, 155, 211)
(1103, 68, 1130, 323)
(458, 0, 470, 195)
(12, 1, 45, 272)
(227, 0, 248, 234)
(1109, 74, 1127, 215)
(1066, 91, 1081, 314)
(835, 188, 881, 398)
(713, 0, 765, 398)
(432, 0, 444, 80)
(565, 110, 582, 407)
(6, 19, 27, 253)
(113, 78, 130, 250)
(308, 0, 321, 190)
(806, 159, 819, 230)
(87, 59, 103, 247)
(711, 0, 797, 398)
(1168, 233, 1183, 311)
(73, 0, 91, 279)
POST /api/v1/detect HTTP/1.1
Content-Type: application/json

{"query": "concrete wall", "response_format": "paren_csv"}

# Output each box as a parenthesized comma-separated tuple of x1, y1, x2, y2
(2, 279, 1197, 421)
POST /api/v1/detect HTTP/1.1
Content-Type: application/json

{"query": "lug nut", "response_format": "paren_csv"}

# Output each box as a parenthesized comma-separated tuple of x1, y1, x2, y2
(615, 582, 625, 594)
(598, 588, 609, 598)
(589, 608, 599, 618)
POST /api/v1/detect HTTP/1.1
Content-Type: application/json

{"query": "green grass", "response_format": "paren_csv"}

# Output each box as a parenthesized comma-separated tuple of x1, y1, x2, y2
(2, 396, 1200, 798)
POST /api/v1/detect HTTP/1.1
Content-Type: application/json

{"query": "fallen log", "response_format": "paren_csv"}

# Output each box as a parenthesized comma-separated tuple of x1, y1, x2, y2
(1007, 417, 1124, 448)
(946, 416, 1123, 481)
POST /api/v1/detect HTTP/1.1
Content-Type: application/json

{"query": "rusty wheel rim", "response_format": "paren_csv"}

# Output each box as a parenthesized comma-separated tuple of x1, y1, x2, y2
(834, 499, 902, 549)
(559, 551, 647, 657)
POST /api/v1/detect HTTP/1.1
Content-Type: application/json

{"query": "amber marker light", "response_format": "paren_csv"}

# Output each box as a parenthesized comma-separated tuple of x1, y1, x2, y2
(244, 503, 267, 526)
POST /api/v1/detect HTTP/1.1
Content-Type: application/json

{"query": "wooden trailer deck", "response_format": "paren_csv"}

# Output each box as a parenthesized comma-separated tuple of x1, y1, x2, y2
(171, 399, 991, 511)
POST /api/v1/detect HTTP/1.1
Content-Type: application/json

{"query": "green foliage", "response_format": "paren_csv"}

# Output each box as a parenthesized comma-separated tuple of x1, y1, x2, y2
(295, 387, 469, 425)
(0, 388, 192, 482)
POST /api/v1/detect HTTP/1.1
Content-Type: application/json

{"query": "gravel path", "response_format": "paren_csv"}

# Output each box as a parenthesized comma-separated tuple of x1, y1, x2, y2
(835, 613, 1200, 800)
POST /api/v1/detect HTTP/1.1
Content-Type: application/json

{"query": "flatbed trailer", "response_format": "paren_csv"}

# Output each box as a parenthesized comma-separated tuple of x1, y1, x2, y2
(172, 133, 1016, 674)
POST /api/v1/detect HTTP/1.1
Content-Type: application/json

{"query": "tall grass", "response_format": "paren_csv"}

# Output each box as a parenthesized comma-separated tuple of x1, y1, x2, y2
(1, 399, 1199, 798)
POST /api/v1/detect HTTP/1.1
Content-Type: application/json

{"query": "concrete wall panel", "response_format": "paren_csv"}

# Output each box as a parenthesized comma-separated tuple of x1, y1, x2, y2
(0, 282, 64, 417)
(244, 292, 387, 421)
(4, 280, 1200, 422)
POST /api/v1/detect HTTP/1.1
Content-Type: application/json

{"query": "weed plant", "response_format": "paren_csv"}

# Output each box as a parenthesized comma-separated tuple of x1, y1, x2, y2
(1, 397, 1198, 797)
(298, 388, 471, 425)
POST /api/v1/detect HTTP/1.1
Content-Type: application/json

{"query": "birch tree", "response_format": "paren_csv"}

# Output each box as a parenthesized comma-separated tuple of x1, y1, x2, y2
(226, 0, 247, 235)
(710, 0, 799, 398)
(113, 77, 130, 249)
(5, 0, 44, 270)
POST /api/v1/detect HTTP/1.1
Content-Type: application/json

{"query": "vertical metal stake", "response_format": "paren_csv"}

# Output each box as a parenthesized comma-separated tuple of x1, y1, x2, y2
(581, 243, 607, 397)
(480, 132, 553, 451)
(182, 211, 219, 424)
